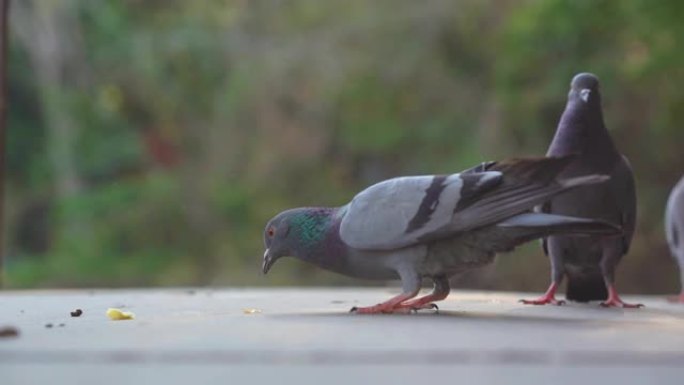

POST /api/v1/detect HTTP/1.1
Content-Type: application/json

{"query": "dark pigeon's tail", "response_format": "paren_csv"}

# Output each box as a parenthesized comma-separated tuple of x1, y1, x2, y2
(566, 271, 608, 302)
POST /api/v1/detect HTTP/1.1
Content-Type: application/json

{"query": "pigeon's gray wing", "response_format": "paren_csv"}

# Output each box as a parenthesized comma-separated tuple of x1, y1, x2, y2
(339, 172, 502, 250)
(613, 155, 637, 255)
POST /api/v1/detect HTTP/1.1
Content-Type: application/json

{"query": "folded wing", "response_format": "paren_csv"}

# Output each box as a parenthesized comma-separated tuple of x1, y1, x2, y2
(339, 171, 502, 250)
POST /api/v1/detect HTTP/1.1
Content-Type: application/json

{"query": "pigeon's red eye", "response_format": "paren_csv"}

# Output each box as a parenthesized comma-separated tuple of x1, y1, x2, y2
(267, 227, 275, 237)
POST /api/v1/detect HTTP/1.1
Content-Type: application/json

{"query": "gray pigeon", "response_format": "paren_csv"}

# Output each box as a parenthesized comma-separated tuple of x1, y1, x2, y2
(263, 156, 620, 314)
(665, 176, 684, 303)
(520, 73, 640, 308)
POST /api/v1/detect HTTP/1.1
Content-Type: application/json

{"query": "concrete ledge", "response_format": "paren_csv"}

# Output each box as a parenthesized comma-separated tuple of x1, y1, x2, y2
(1, 288, 683, 384)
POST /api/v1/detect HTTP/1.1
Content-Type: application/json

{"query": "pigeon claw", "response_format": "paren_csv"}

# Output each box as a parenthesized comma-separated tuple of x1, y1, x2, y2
(599, 299, 644, 308)
(407, 303, 439, 313)
(349, 306, 358, 313)
(600, 285, 644, 308)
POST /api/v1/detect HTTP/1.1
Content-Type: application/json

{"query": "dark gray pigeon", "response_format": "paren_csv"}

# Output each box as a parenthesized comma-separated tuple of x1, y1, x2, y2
(520, 73, 640, 308)
(665, 176, 684, 303)
(263, 156, 620, 314)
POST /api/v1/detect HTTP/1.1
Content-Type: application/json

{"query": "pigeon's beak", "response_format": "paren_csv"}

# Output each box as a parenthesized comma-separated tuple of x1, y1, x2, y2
(579, 88, 591, 103)
(262, 249, 275, 275)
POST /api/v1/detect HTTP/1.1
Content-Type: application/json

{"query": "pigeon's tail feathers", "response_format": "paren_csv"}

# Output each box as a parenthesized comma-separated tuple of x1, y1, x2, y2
(559, 174, 610, 188)
(492, 213, 621, 251)
(485, 155, 577, 184)
(497, 213, 621, 234)
(449, 156, 605, 233)
(566, 271, 608, 302)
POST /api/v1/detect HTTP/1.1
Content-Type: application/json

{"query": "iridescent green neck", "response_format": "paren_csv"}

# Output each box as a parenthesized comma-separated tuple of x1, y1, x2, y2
(290, 208, 334, 248)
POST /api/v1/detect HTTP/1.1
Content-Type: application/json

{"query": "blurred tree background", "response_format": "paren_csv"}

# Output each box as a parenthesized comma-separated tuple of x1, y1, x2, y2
(4, 0, 683, 292)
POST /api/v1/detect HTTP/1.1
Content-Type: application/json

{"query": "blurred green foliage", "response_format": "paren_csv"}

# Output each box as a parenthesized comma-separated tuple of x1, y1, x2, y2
(5, 0, 684, 292)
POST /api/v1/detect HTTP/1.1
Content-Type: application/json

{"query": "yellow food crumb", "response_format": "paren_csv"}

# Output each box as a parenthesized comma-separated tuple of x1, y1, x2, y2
(242, 308, 261, 314)
(106, 308, 135, 320)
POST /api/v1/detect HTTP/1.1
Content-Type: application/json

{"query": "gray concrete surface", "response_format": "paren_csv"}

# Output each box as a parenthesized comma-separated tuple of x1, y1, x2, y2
(1, 288, 684, 384)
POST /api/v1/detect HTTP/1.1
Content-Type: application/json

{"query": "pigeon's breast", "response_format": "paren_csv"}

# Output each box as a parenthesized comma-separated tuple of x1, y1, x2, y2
(333, 245, 427, 280)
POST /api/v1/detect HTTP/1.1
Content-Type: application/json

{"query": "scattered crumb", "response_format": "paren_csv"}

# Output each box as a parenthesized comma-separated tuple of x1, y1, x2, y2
(70, 309, 83, 317)
(0, 326, 20, 338)
(106, 308, 135, 321)
(58, 323, 65, 327)
(186, 290, 196, 295)
(330, 300, 345, 304)
(45, 323, 53, 328)
(242, 308, 262, 315)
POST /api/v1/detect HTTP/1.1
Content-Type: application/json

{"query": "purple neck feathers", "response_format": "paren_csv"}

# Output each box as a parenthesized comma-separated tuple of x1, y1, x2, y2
(547, 100, 618, 161)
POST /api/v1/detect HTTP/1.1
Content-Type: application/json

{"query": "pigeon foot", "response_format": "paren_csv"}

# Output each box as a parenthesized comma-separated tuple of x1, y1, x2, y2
(349, 304, 412, 314)
(519, 282, 565, 306)
(397, 292, 447, 313)
(600, 285, 643, 308)
(600, 299, 643, 308)
(349, 292, 420, 314)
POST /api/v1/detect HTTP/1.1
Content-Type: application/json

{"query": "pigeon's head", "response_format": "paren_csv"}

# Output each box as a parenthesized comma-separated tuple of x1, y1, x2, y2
(569, 72, 600, 105)
(262, 210, 295, 274)
(262, 207, 332, 274)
